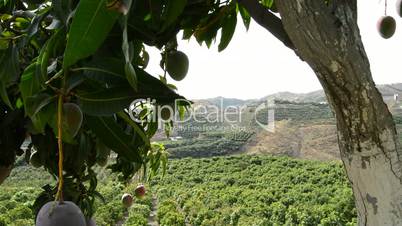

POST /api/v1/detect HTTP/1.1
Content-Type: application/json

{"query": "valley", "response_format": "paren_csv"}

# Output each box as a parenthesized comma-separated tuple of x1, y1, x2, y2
(1, 84, 401, 226)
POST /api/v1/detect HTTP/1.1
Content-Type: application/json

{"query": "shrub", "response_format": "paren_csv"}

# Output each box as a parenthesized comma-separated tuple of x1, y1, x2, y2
(124, 213, 148, 226)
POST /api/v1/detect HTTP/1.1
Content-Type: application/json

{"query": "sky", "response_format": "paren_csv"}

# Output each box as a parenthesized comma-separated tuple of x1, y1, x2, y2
(146, 1, 402, 100)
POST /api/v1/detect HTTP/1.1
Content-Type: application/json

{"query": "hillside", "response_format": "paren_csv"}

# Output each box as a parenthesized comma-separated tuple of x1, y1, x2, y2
(260, 83, 402, 104)
(156, 83, 402, 161)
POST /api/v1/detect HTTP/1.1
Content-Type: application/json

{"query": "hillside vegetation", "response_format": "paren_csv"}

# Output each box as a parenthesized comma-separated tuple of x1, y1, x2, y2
(152, 155, 356, 226)
(2, 155, 357, 226)
(159, 84, 402, 161)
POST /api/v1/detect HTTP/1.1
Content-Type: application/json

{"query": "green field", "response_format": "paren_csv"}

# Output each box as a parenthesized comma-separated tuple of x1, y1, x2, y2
(151, 155, 356, 226)
(1, 155, 356, 226)
(0, 165, 152, 226)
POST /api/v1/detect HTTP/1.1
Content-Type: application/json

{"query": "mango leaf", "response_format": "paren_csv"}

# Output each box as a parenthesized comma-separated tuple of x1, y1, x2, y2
(25, 93, 57, 117)
(19, 63, 43, 110)
(20, 64, 59, 135)
(76, 86, 137, 116)
(125, 62, 137, 91)
(36, 29, 65, 87)
(27, 102, 76, 142)
(135, 68, 187, 105)
(29, 101, 57, 134)
(182, 28, 193, 40)
(161, 0, 187, 31)
(117, 111, 150, 147)
(0, 45, 20, 86)
(75, 59, 187, 115)
(0, 81, 12, 109)
(218, 11, 237, 52)
(120, 0, 138, 91)
(63, 0, 119, 69)
(82, 57, 126, 84)
(86, 115, 142, 162)
(237, 4, 250, 30)
(194, 10, 222, 47)
(52, 0, 73, 25)
(260, 0, 274, 8)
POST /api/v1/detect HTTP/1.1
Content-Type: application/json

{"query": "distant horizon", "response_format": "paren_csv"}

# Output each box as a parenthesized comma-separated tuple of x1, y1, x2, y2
(188, 82, 402, 101)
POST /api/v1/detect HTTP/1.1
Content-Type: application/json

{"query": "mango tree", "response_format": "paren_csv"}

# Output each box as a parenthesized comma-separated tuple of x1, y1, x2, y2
(1, 0, 401, 225)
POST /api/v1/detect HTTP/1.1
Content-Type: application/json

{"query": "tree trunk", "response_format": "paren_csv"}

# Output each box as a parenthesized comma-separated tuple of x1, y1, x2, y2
(275, 1, 402, 225)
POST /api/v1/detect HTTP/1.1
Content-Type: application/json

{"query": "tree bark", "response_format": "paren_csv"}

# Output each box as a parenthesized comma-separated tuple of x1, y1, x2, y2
(274, 1, 402, 225)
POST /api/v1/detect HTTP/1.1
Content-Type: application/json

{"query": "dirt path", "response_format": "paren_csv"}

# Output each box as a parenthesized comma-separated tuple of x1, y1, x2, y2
(147, 195, 159, 226)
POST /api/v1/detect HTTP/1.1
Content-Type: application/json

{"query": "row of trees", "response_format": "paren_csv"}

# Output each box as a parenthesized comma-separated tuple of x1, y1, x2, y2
(152, 155, 357, 226)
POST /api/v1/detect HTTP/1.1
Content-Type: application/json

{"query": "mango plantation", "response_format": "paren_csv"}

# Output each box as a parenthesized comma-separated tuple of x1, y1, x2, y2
(1, 0, 402, 225)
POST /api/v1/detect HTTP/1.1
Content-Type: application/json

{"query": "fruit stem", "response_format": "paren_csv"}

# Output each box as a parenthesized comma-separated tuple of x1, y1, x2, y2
(55, 68, 68, 202)
(385, 0, 388, 15)
(163, 50, 167, 80)
(55, 93, 64, 202)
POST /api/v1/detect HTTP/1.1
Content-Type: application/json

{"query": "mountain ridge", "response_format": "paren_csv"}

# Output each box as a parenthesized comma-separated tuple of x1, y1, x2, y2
(192, 83, 402, 106)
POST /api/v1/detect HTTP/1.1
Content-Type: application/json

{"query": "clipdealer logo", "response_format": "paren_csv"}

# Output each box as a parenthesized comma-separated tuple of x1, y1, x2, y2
(254, 99, 275, 132)
(127, 98, 275, 132)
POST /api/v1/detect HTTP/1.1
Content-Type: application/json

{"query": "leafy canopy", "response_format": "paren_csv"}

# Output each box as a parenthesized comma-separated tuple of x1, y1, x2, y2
(0, 0, 256, 217)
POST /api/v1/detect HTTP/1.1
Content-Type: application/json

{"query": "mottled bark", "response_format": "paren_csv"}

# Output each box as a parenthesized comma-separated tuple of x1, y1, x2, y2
(274, 0, 402, 225)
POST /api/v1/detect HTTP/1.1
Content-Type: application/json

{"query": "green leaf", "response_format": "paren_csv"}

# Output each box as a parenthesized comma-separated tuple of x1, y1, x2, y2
(0, 45, 20, 86)
(218, 11, 237, 52)
(0, 39, 9, 50)
(75, 57, 187, 116)
(125, 62, 138, 91)
(0, 81, 12, 109)
(260, 0, 274, 8)
(182, 28, 193, 40)
(76, 59, 186, 115)
(238, 4, 250, 30)
(63, 0, 119, 69)
(194, 10, 222, 47)
(30, 113, 48, 134)
(76, 86, 135, 116)
(121, 1, 138, 91)
(161, 0, 187, 31)
(52, 0, 73, 24)
(25, 93, 57, 117)
(36, 29, 65, 87)
(86, 115, 142, 162)
(29, 101, 57, 134)
(19, 63, 43, 110)
(117, 111, 150, 147)
(82, 57, 126, 84)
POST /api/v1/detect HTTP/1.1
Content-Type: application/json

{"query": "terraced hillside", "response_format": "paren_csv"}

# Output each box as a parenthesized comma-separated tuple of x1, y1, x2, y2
(155, 84, 402, 161)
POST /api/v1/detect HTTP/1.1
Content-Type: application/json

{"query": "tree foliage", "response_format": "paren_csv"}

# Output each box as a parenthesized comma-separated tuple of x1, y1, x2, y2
(0, 0, 250, 218)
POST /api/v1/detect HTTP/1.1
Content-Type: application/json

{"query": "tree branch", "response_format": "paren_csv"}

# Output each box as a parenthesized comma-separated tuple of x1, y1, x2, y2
(237, 0, 295, 50)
